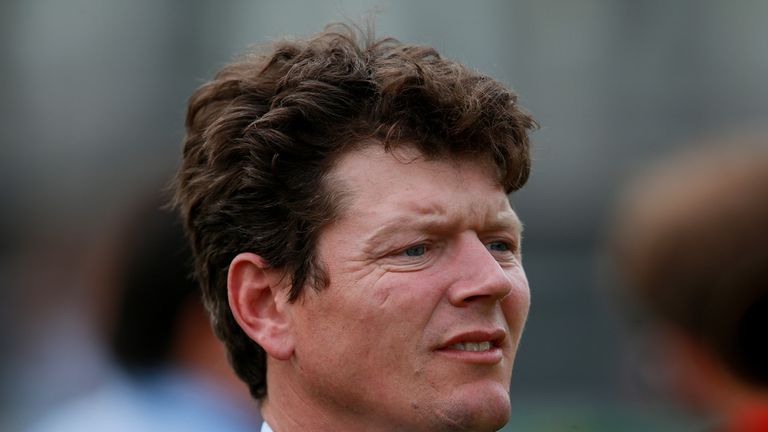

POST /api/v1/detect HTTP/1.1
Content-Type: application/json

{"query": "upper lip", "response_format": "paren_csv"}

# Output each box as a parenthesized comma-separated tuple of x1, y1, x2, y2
(436, 328, 507, 350)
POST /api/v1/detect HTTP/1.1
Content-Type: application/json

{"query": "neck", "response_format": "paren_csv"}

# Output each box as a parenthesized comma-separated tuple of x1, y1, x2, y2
(262, 362, 404, 432)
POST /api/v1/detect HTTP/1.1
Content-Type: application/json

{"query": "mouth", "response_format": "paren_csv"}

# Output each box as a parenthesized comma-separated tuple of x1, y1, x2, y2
(435, 330, 507, 364)
(447, 341, 494, 352)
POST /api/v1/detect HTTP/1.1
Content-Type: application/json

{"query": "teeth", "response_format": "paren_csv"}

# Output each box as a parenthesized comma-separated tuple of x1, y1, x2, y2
(450, 341, 492, 352)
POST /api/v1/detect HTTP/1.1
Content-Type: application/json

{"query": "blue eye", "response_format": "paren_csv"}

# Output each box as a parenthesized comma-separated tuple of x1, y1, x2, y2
(404, 244, 426, 256)
(487, 241, 510, 252)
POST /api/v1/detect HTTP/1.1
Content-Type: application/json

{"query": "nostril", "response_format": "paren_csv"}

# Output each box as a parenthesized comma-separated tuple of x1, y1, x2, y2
(462, 295, 483, 303)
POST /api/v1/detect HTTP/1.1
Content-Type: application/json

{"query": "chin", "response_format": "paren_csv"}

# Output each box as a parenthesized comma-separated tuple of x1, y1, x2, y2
(430, 381, 511, 432)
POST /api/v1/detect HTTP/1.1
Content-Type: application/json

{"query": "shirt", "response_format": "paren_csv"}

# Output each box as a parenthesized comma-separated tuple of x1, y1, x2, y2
(27, 368, 261, 432)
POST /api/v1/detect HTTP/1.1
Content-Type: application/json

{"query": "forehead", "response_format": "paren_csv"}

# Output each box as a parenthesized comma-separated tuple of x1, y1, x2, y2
(327, 145, 520, 230)
(331, 143, 492, 186)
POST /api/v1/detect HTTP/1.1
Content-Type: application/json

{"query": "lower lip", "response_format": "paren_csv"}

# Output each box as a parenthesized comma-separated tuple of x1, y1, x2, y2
(434, 346, 504, 364)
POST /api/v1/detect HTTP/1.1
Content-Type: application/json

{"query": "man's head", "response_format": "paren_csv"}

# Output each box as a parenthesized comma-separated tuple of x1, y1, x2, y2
(613, 140, 768, 414)
(175, 24, 535, 431)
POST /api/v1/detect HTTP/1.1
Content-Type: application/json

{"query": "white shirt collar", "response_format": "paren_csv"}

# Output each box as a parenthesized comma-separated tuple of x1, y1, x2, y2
(260, 421, 274, 432)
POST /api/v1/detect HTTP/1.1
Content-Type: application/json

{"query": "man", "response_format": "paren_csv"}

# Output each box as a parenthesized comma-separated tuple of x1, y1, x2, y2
(174, 24, 537, 432)
(612, 140, 768, 431)
(28, 196, 260, 432)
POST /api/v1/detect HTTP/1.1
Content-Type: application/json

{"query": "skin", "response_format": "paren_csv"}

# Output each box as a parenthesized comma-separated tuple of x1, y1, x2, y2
(229, 145, 530, 432)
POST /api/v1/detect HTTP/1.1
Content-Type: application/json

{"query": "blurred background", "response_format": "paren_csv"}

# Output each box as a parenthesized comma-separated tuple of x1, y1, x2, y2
(3, 0, 768, 430)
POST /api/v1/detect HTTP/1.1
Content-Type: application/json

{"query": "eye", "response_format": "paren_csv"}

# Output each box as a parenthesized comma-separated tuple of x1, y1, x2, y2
(403, 244, 426, 257)
(486, 241, 511, 252)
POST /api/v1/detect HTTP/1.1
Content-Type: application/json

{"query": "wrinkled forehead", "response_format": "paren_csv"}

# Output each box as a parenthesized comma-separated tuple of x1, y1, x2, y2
(328, 139, 504, 189)
(325, 143, 517, 228)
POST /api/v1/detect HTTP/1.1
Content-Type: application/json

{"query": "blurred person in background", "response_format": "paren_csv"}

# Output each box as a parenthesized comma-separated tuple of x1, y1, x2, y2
(28, 195, 261, 431)
(612, 138, 768, 431)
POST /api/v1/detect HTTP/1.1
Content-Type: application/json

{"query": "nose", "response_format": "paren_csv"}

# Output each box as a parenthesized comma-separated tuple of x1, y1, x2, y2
(446, 234, 516, 306)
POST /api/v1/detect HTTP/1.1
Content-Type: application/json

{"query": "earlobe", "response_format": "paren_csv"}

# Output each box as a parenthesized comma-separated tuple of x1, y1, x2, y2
(227, 253, 294, 360)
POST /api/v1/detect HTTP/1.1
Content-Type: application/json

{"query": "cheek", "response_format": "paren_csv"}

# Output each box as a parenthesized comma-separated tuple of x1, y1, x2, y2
(297, 264, 447, 362)
(377, 270, 447, 315)
(291, 294, 376, 382)
(502, 268, 530, 332)
(297, 273, 399, 353)
(359, 271, 447, 349)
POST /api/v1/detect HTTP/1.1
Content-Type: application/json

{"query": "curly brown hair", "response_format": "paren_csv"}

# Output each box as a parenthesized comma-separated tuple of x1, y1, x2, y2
(173, 23, 536, 399)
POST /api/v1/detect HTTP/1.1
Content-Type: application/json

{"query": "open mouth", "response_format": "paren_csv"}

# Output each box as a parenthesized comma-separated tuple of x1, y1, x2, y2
(447, 341, 493, 352)
(435, 330, 507, 363)
(435, 336, 504, 364)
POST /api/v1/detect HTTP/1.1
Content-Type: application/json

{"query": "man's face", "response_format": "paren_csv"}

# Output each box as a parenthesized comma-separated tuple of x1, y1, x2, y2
(286, 145, 530, 431)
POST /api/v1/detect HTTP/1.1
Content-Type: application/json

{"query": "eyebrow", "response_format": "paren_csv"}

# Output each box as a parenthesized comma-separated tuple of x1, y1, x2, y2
(485, 212, 524, 235)
(362, 206, 523, 250)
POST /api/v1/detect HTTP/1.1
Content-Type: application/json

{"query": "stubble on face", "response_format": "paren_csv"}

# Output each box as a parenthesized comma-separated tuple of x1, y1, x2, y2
(279, 145, 529, 432)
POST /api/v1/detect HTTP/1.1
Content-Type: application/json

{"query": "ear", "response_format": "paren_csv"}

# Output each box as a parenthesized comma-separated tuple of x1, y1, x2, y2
(227, 253, 294, 360)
